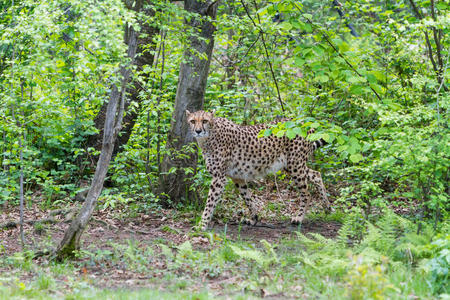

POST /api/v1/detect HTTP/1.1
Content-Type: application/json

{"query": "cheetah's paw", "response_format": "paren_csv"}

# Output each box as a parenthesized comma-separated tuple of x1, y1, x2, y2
(290, 215, 304, 225)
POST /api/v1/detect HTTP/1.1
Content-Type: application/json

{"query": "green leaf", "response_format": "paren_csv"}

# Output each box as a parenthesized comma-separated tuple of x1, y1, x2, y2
(56, 60, 65, 68)
(338, 41, 350, 52)
(348, 76, 363, 84)
(319, 133, 332, 142)
(257, 7, 268, 16)
(290, 20, 304, 30)
(313, 46, 325, 56)
(436, 2, 448, 10)
(308, 133, 320, 141)
(284, 121, 295, 128)
(279, 22, 293, 31)
(274, 129, 286, 138)
(349, 85, 364, 95)
(304, 23, 312, 32)
(316, 75, 329, 83)
(263, 129, 272, 137)
(286, 128, 297, 139)
(347, 137, 361, 154)
(336, 136, 346, 145)
(294, 57, 305, 67)
(349, 153, 363, 163)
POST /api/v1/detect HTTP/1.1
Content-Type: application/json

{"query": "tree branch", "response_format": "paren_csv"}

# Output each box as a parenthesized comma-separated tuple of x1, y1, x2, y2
(292, 3, 381, 101)
(407, 0, 446, 91)
(201, 0, 221, 16)
(407, 0, 437, 71)
(430, 0, 443, 80)
(240, 0, 285, 111)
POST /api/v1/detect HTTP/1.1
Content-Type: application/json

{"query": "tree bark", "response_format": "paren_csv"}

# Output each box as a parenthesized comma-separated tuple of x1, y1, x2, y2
(82, 1, 158, 170)
(158, 0, 219, 205)
(54, 27, 138, 260)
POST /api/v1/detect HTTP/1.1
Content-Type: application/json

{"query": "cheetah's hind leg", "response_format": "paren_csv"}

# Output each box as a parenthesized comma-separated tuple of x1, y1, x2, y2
(306, 168, 333, 213)
(289, 176, 312, 226)
(233, 180, 263, 226)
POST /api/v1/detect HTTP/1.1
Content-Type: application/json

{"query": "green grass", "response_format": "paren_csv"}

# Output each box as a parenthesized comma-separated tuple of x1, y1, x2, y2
(0, 286, 214, 300)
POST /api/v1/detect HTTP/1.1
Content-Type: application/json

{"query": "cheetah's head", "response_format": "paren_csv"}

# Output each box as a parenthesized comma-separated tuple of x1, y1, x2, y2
(186, 110, 215, 139)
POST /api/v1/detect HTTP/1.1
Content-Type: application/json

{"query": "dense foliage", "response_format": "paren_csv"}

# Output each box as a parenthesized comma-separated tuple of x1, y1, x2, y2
(0, 0, 448, 297)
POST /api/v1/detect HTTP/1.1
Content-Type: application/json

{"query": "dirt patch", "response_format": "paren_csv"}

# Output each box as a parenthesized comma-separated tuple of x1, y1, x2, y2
(210, 219, 341, 243)
(0, 203, 340, 256)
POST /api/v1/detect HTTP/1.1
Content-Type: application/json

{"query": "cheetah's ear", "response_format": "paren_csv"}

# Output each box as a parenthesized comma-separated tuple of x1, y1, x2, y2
(210, 109, 216, 116)
(185, 110, 191, 119)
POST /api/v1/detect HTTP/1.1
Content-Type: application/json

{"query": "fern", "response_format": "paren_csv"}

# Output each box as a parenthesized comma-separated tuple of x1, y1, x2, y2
(295, 233, 349, 276)
(177, 241, 194, 259)
(296, 232, 327, 250)
(308, 232, 335, 246)
(229, 244, 274, 267)
(359, 222, 396, 257)
(335, 207, 442, 267)
(337, 208, 366, 246)
(260, 239, 278, 263)
(158, 244, 174, 260)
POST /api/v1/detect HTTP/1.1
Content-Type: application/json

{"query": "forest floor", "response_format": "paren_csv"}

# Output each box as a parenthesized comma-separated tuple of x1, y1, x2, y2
(0, 203, 342, 256)
(1, 183, 342, 257)
(0, 189, 442, 299)
(0, 191, 345, 299)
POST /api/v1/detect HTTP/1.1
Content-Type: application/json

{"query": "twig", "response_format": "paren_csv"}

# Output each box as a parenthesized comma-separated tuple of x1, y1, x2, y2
(19, 82, 25, 248)
(252, 222, 277, 229)
(48, 208, 75, 216)
(430, 0, 442, 68)
(332, 0, 359, 37)
(125, 228, 152, 235)
(32, 249, 52, 259)
(238, 33, 261, 65)
(292, 3, 382, 101)
(407, 0, 447, 91)
(407, 0, 438, 73)
(240, 0, 285, 111)
(0, 207, 78, 230)
(224, 221, 278, 229)
(435, 49, 449, 126)
(212, 33, 261, 68)
(0, 217, 59, 230)
(92, 218, 119, 230)
(156, 31, 167, 175)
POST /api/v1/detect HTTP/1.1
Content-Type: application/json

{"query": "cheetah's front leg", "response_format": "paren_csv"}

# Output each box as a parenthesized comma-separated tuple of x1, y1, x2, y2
(199, 176, 227, 231)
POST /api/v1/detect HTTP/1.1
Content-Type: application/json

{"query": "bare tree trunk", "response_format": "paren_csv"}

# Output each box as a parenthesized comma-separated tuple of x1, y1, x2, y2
(81, 1, 158, 171)
(54, 27, 138, 260)
(158, 0, 219, 205)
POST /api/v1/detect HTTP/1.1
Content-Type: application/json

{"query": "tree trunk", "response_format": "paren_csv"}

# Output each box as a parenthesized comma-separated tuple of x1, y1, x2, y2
(82, 1, 158, 170)
(54, 26, 138, 260)
(158, 0, 218, 205)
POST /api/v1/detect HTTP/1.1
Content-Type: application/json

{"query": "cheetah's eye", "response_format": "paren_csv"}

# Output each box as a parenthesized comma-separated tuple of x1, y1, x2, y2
(202, 120, 208, 124)
(190, 120, 195, 124)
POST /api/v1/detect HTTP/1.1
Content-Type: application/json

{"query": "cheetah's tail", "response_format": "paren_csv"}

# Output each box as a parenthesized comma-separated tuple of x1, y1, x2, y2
(313, 138, 328, 151)
(307, 128, 327, 151)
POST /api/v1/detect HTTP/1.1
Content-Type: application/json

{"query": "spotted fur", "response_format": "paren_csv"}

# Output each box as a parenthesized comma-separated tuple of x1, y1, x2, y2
(186, 110, 331, 230)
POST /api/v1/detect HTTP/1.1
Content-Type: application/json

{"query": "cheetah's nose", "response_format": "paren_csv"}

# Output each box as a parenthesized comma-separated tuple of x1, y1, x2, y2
(195, 129, 202, 134)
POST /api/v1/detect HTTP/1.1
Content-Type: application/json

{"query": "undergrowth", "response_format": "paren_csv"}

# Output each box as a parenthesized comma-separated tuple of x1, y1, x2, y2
(0, 209, 448, 299)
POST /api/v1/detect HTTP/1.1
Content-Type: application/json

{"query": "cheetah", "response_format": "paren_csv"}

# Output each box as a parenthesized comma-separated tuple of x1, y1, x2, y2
(186, 110, 331, 230)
